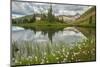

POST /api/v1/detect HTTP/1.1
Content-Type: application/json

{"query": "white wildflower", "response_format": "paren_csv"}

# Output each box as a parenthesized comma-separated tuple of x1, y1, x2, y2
(56, 57, 59, 60)
(67, 52, 69, 55)
(57, 51, 60, 54)
(40, 59, 45, 64)
(15, 60, 18, 63)
(28, 56, 32, 59)
(73, 52, 79, 56)
(87, 51, 90, 53)
(62, 48, 65, 52)
(35, 56, 38, 61)
(61, 55, 63, 58)
(44, 52, 47, 56)
(19, 61, 22, 64)
(12, 58, 15, 61)
(46, 60, 49, 63)
(82, 51, 86, 54)
(52, 53, 56, 56)
(63, 58, 67, 62)
(71, 57, 74, 60)
(66, 55, 68, 58)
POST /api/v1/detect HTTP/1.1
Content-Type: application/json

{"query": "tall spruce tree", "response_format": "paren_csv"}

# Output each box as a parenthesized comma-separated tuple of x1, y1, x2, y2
(29, 14, 36, 23)
(47, 4, 55, 22)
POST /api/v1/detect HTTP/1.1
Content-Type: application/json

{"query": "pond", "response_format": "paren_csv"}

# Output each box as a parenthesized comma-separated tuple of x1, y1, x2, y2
(12, 26, 94, 45)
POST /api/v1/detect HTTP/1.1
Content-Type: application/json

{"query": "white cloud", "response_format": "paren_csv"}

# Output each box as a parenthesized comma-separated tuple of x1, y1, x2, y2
(12, 1, 92, 18)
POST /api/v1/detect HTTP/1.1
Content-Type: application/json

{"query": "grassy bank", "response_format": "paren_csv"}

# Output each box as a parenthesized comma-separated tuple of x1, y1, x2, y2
(12, 20, 96, 31)
(11, 39, 96, 66)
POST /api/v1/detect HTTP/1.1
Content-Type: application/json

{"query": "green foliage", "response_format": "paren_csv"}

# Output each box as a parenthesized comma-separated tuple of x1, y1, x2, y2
(41, 13, 47, 21)
(12, 19, 16, 24)
(29, 14, 36, 23)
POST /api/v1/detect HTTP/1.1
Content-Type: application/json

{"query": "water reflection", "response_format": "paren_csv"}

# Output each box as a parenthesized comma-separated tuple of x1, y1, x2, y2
(12, 26, 88, 44)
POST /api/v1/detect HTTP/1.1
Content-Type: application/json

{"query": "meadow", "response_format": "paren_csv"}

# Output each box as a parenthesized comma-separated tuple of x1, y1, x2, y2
(11, 39, 96, 66)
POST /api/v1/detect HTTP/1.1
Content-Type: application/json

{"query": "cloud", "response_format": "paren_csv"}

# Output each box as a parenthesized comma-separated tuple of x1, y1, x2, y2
(12, 1, 92, 18)
(52, 4, 91, 15)
(12, 1, 49, 16)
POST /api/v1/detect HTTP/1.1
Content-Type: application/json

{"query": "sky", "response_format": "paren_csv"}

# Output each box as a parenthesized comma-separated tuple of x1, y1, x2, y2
(12, 1, 92, 18)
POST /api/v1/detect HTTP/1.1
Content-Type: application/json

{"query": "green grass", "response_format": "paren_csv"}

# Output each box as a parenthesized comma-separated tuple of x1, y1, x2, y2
(11, 39, 96, 66)
(12, 21, 67, 31)
(13, 20, 96, 31)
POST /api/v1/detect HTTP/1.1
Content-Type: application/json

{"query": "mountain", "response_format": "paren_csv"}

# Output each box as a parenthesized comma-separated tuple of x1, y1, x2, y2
(73, 6, 96, 26)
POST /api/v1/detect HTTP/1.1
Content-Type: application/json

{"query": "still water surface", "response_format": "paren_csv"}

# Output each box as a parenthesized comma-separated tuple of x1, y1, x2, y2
(12, 26, 95, 45)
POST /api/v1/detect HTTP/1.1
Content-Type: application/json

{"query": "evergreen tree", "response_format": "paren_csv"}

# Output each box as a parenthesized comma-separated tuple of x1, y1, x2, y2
(24, 18, 28, 23)
(29, 14, 36, 23)
(47, 4, 55, 22)
(41, 13, 47, 21)
(12, 19, 16, 24)
(61, 16, 64, 23)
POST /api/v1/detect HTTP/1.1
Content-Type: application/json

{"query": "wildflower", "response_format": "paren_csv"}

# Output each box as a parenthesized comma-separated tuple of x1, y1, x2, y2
(12, 58, 15, 61)
(71, 57, 74, 60)
(91, 40, 93, 43)
(28, 56, 32, 59)
(78, 46, 81, 49)
(65, 55, 68, 58)
(26, 57, 29, 61)
(56, 57, 59, 60)
(83, 42, 86, 45)
(63, 58, 67, 62)
(35, 56, 37, 59)
(46, 60, 49, 63)
(40, 59, 45, 64)
(15, 60, 18, 63)
(70, 47, 73, 50)
(82, 51, 86, 54)
(19, 61, 22, 64)
(44, 52, 47, 56)
(62, 48, 65, 52)
(63, 53, 66, 56)
(52, 53, 56, 56)
(77, 59, 81, 61)
(67, 52, 69, 55)
(57, 51, 60, 54)
(43, 56, 46, 59)
(34, 56, 38, 61)
(73, 52, 79, 56)
(87, 51, 90, 53)
(61, 55, 63, 58)
(92, 48, 95, 51)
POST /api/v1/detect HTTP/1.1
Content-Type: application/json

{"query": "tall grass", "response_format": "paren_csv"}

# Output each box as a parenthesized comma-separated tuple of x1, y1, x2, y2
(11, 39, 96, 66)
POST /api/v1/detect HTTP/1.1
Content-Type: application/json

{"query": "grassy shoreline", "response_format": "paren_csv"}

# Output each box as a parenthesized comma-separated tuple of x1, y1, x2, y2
(12, 20, 96, 29)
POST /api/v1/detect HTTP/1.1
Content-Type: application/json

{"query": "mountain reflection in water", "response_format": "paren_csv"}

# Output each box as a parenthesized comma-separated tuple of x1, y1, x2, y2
(12, 26, 87, 45)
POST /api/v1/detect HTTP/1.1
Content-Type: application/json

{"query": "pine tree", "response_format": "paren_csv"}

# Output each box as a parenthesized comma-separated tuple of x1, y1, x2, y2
(29, 14, 36, 23)
(12, 19, 16, 24)
(41, 13, 46, 21)
(47, 4, 55, 22)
